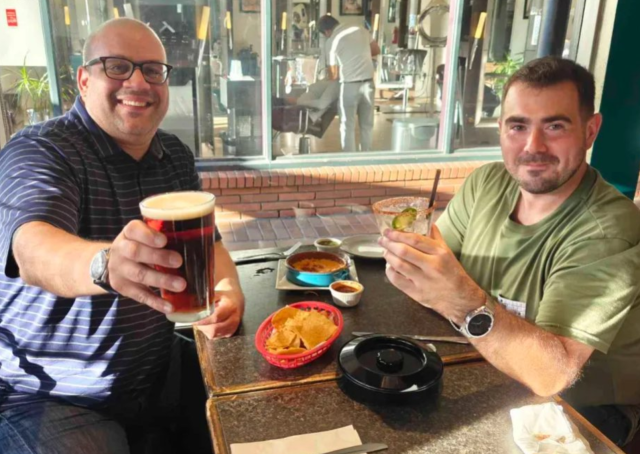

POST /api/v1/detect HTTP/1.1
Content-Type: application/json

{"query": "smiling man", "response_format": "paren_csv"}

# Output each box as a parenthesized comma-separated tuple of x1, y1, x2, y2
(79, 25, 170, 160)
(380, 57, 640, 446)
(0, 19, 243, 454)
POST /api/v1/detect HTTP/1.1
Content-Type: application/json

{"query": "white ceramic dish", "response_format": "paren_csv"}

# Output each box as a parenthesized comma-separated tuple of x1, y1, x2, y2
(341, 234, 384, 259)
(330, 280, 364, 307)
(314, 237, 343, 254)
(275, 258, 359, 291)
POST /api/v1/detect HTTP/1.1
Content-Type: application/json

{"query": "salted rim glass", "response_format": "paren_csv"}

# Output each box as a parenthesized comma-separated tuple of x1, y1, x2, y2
(372, 197, 436, 236)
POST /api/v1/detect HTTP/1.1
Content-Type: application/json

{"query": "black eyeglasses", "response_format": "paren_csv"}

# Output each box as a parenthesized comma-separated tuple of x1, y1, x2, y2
(84, 56, 173, 85)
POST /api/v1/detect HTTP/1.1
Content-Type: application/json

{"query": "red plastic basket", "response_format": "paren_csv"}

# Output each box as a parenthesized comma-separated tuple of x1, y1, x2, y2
(255, 301, 344, 369)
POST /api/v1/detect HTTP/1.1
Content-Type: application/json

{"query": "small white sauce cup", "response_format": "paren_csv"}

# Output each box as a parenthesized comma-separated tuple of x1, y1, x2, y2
(330, 280, 364, 307)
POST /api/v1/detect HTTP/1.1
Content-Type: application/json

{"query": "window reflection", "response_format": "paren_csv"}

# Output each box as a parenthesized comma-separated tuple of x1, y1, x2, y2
(453, 0, 583, 150)
(1, 0, 588, 156)
(25, 0, 264, 159)
(213, 0, 263, 158)
(271, 0, 446, 156)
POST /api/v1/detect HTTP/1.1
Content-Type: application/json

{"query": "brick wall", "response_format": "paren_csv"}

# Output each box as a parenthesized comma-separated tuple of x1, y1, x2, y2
(199, 161, 490, 220)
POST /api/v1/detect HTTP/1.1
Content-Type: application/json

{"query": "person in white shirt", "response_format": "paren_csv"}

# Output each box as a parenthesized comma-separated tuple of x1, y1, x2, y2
(318, 15, 380, 151)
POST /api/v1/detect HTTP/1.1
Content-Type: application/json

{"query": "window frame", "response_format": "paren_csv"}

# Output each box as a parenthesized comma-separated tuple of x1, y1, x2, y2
(37, 0, 598, 171)
(196, 0, 490, 171)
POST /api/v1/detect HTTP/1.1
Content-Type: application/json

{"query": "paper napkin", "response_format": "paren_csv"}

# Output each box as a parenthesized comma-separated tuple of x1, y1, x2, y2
(511, 402, 594, 454)
(230, 425, 362, 454)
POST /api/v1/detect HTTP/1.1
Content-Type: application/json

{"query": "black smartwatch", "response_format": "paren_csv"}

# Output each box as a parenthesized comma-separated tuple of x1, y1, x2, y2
(450, 295, 496, 338)
(90, 248, 116, 294)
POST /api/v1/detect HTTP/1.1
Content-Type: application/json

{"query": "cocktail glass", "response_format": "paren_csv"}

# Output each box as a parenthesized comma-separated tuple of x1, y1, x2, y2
(372, 197, 435, 236)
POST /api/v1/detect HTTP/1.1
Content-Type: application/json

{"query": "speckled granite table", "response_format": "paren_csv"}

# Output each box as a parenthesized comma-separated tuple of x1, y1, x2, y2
(207, 362, 623, 454)
(195, 248, 480, 396)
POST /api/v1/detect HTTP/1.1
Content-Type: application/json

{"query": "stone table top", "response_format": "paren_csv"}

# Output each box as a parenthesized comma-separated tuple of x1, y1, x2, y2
(207, 362, 623, 454)
(195, 251, 479, 396)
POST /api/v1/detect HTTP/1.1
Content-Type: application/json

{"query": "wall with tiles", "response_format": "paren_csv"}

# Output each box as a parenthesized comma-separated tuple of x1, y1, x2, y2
(200, 161, 488, 220)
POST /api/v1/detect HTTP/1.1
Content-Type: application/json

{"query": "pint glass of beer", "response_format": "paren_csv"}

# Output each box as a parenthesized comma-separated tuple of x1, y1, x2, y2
(140, 191, 216, 323)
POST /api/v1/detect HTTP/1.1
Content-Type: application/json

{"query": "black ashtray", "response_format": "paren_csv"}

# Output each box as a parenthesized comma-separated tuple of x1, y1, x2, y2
(338, 335, 444, 405)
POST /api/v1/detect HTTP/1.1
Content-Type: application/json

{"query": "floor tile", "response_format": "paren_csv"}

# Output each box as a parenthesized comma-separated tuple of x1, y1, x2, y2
(246, 228, 263, 241)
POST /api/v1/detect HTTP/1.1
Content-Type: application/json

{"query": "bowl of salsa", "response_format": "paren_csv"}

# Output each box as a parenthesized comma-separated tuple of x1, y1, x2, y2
(330, 280, 364, 307)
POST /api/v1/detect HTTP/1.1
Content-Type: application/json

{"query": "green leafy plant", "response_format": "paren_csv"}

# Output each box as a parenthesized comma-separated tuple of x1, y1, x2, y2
(492, 53, 523, 98)
(4, 57, 78, 126)
(6, 57, 52, 124)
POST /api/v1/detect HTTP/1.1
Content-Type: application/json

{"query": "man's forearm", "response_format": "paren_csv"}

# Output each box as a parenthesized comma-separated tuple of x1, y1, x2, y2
(327, 66, 339, 80)
(379, 227, 593, 398)
(370, 40, 381, 57)
(471, 303, 589, 396)
(213, 242, 245, 310)
(13, 222, 108, 297)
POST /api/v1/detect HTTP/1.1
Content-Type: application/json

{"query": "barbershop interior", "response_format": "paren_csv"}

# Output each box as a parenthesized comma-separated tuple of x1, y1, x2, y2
(0, 0, 601, 159)
(0, 0, 637, 217)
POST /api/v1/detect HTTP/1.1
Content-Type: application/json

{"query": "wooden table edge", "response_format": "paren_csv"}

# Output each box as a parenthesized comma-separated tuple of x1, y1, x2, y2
(553, 395, 625, 454)
(206, 366, 624, 454)
(207, 397, 231, 454)
(207, 351, 484, 397)
(194, 327, 220, 397)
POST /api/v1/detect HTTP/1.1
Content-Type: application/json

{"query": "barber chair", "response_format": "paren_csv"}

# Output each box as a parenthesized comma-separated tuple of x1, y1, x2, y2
(271, 98, 338, 154)
(380, 49, 428, 113)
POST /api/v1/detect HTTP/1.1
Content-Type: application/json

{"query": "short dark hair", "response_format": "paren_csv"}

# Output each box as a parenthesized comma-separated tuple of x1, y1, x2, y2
(502, 56, 595, 117)
(318, 15, 340, 34)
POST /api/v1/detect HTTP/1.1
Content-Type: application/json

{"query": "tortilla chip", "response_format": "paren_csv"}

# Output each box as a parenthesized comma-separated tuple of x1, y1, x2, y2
(271, 307, 301, 329)
(266, 328, 298, 350)
(264, 307, 337, 355)
(282, 311, 309, 334)
(297, 310, 337, 349)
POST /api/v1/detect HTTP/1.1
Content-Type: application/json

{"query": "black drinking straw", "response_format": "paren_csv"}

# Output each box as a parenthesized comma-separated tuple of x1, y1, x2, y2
(428, 169, 441, 209)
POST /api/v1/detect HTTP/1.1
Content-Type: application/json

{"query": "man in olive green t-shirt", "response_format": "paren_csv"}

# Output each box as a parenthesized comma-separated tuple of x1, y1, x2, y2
(379, 57, 640, 447)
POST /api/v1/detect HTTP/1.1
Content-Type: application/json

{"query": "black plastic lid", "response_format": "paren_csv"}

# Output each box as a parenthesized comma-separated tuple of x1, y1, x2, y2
(338, 335, 443, 394)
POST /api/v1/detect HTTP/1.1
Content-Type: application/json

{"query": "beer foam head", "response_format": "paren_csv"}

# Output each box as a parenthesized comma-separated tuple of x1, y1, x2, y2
(140, 191, 215, 221)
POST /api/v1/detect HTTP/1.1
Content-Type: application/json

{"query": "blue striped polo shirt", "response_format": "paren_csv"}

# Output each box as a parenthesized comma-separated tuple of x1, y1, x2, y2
(0, 97, 218, 411)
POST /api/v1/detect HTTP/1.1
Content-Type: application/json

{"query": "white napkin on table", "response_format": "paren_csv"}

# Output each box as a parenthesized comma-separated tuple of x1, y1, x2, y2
(510, 402, 594, 454)
(230, 425, 362, 454)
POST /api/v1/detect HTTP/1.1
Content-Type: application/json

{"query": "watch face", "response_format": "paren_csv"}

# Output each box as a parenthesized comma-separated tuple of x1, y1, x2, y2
(90, 250, 107, 281)
(468, 313, 493, 337)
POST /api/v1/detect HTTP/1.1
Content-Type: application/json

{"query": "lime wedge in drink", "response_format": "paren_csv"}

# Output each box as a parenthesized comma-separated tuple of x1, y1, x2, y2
(391, 211, 417, 231)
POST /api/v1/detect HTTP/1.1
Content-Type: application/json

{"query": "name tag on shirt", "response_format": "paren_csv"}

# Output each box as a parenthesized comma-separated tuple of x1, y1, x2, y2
(497, 294, 526, 318)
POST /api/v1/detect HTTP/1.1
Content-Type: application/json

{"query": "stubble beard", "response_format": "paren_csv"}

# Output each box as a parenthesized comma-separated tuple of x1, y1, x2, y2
(110, 90, 163, 137)
(113, 113, 157, 137)
(510, 152, 584, 195)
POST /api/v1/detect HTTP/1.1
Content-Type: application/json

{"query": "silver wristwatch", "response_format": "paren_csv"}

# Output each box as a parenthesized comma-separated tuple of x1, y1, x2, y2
(90, 248, 114, 293)
(450, 295, 496, 338)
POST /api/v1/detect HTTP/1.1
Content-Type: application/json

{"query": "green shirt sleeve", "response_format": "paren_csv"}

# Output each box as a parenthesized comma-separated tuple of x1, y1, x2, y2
(535, 240, 640, 354)
(436, 165, 487, 258)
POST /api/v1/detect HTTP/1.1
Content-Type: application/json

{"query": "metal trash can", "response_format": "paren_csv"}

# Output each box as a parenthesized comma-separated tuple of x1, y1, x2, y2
(391, 118, 440, 152)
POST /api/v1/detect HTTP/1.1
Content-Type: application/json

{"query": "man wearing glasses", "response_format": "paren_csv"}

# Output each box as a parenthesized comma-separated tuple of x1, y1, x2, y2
(0, 18, 243, 454)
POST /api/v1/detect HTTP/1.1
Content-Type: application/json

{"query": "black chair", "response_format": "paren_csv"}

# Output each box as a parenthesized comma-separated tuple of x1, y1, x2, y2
(271, 98, 338, 153)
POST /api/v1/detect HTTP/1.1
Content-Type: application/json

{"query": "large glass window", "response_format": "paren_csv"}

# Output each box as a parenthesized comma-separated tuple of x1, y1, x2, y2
(23, 0, 263, 159)
(270, 0, 447, 156)
(210, 0, 264, 158)
(0, 0, 57, 135)
(451, 0, 586, 150)
(2, 0, 596, 161)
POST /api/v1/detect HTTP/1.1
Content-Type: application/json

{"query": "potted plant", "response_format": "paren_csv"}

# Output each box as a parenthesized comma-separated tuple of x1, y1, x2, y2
(492, 53, 523, 98)
(7, 57, 52, 125)
(4, 57, 78, 127)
